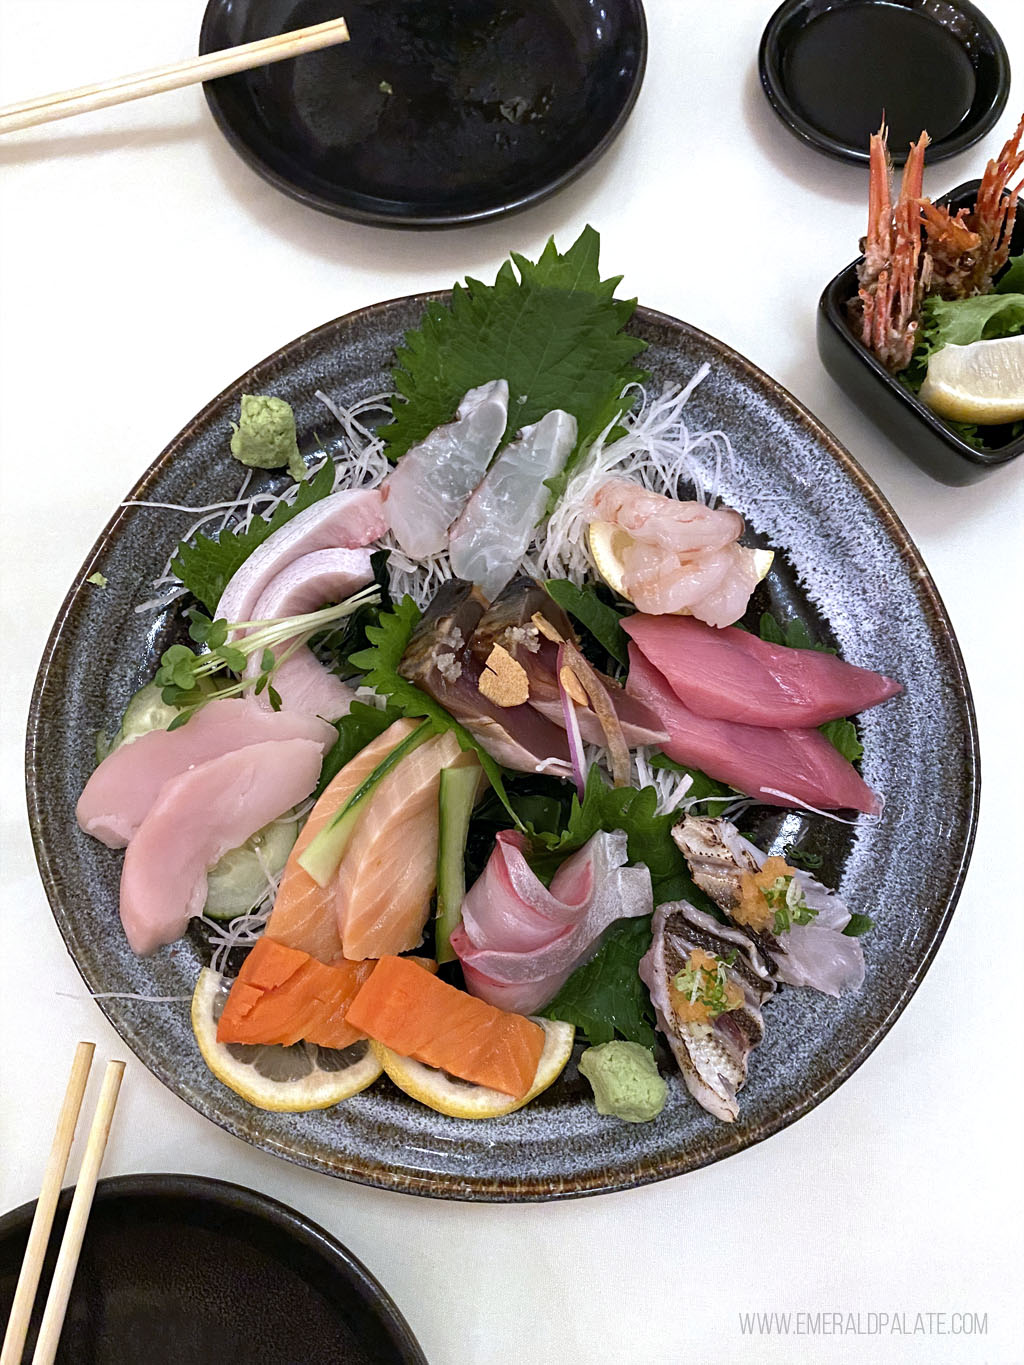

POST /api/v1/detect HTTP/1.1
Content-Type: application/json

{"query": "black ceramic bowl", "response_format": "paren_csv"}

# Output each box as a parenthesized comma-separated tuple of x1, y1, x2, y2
(199, 0, 647, 228)
(760, 0, 1010, 165)
(0, 1174, 426, 1364)
(817, 180, 1024, 484)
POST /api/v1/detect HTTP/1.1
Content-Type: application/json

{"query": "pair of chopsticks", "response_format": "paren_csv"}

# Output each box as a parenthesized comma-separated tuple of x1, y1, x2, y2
(0, 17, 350, 135)
(1, 1044, 125, 1365)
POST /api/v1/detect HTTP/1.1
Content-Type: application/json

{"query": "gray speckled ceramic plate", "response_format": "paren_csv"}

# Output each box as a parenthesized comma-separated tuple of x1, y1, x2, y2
(26, 297, 979, 1201)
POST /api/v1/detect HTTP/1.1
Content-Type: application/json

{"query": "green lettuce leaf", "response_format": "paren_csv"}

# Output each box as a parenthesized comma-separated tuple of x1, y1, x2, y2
(543, 916, 656, 1048)
(383, 226, 648, 499)
(995, 254, 1024, 295)
(170, 460, 335, 614)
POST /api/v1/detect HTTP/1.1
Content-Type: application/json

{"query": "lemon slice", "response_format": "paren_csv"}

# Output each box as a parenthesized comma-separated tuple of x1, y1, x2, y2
(919, 335, 1024, 424)
(588, 520, 774, 613)
(372, 1018, 575, 1119)
(191, 967, 383, 1112)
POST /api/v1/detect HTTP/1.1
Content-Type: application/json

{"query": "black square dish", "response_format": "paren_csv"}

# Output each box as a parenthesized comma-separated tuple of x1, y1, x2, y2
(817, 179, 1024, 483)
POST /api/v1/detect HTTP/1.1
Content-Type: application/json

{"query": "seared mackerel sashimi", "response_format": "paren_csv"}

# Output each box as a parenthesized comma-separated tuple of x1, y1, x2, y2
(451, 829, 653, 1015)
(626, 644, 881, 814)
(449, 409, 577, 601)
(672, 816, 864, 996)
(639, 902, 775, 1122)
(399, 579, 574, 778)
(383, 379, 510, 559)
(622, 613, 902, 729)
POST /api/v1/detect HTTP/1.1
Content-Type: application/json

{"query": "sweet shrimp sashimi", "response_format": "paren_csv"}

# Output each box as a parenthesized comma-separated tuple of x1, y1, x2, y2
(77, 698, 335, 848)
(266, 719, 420, 963)
(627, 645, 881, 813)
(622, 613, 902, 728)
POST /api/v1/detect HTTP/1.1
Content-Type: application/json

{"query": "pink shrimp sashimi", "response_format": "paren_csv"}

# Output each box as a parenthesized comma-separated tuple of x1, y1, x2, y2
(626, 645, 881, 814)
(119, 737, 324, 955)
(622, 613, 902, 729)
(77, 698, 335, 848)
(243, 546, 375, 721)
(451, 829, 652, 1015)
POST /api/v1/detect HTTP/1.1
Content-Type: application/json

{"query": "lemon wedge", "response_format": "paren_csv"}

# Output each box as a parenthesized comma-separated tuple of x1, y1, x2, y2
(919, 335, 1024, 424)
(372, 1018, 575, 1119)
(191, 967, 383, 1112)
(588, 520, 774, 613)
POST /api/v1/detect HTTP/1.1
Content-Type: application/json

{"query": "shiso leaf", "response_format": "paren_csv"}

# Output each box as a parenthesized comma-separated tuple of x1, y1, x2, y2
(314, 699, 409, 798)
(544, 578, 630, 667)
(170, 460, 335, 615)
(818, 718, 863, 763)
(383, 226, 648, 500)
(543, 916, 656, 1049)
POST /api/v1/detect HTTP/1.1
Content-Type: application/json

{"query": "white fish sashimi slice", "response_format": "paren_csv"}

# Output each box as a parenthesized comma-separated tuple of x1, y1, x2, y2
(383, 379, 509, 558)
(243, 546, 375, 721)
(77, 698, 335, 848)
(119, 737, 324, 955)
(449, 409, 577, 601)
(215, 487, 387, 630)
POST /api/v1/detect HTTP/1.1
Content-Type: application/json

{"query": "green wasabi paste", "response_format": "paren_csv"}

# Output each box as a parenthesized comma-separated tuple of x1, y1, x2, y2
(578, 1040, 667, 1123)
(230, 394, 306, 482)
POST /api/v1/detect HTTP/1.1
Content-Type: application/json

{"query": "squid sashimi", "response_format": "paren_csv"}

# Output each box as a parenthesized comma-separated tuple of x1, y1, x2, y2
(77, 698, 335, 848)
(215, 487, 387, 628)
(623, 613, 902, 728)
(120, 738, 324, 956)
(639, 900, 775, 1122)
(345, 954, 545, 1098)
(451, 829, 653, 1015)
(243, 546, 376, 720)
(449, 409, 577, 601)
(383, 379, 509, 559)
(672, 816, 864, 996)
(216, 936, 375, 1048)
(336, 732, 474, 960)
(626, 645, 880, 814)
(266, 719, 419, 962)
(590, 479, 762, 626)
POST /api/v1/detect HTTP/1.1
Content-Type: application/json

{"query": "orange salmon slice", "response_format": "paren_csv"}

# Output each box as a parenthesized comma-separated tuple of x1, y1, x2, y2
(345, 954, 545, 1098)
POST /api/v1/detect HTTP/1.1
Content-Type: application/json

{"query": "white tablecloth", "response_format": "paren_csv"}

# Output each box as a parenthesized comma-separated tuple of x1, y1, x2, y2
(2, 3, 1021, 1361)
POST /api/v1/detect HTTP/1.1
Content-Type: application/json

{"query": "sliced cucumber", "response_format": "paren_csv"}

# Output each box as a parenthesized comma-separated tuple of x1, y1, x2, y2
(103, 676, 222, 758)
(435, 763, 480, 964)
(204, 818, 299, 920)
(298, 721, 433, 888)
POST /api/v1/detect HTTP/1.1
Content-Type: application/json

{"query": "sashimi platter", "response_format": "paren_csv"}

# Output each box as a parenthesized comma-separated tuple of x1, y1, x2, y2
(29, 230, 978, 1198)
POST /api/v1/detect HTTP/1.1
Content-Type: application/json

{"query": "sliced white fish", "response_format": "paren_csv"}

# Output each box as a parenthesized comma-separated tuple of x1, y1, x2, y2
(449, 409, 577, 601)
(383, 380, 509, 558)
(120, 737, 324, 955)
(243, 546, 375, 721)
(672, 815, 865, 996)
(77, 698, 335, 848)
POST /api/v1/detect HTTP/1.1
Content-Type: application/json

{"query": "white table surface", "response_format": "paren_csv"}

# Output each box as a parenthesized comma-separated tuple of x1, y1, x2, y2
(2, 3, 1022, 1361)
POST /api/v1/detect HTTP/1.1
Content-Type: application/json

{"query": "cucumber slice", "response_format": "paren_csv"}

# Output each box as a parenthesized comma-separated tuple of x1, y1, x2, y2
(204, 818, 299, 920)
(435, 764, 480, 964)
(104, 676, 223, 758)
(298, 721, 433, 888)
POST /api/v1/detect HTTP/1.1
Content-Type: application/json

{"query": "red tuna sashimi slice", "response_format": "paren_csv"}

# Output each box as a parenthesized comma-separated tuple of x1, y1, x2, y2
(214, 488, 386, 628)
(243, 546, 375, 721)
(77, 698, 335, 848)
(120, 737, 324, 955)
(622, 614, 902, 728)
(626, 645, 880, 814)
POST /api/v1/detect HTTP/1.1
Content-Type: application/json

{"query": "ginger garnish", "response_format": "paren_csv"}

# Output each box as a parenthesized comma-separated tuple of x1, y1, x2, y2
(478, 643, 530, 707)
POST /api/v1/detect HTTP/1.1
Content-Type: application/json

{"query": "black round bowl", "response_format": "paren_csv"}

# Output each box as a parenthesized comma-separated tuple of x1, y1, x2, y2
(0, 1175, 426, 1364)
(759, 0, 1010, 165)
(199, 0, 647, 228)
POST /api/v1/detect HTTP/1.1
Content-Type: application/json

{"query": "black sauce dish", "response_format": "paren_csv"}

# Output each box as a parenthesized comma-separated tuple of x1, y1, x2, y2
(759, 0, 1010, 165)
(818, 180, 1024, 485)
(0, 1174, 427, 1365)
(199, 0, 647, 228)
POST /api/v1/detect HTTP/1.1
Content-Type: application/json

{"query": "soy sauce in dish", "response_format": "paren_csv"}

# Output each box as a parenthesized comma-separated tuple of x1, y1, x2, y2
(784, 2, 976, 152)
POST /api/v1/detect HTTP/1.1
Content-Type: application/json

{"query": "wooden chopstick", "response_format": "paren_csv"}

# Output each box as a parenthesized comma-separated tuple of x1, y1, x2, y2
(30, 1060, 126, 1365)
(0, 1043, 95, 1365)
(0, 17, 350, 135)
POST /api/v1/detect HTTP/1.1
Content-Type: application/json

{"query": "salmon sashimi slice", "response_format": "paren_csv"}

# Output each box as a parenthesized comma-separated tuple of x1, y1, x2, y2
(626, 645, 881, 814)
(335, 731, 477, 960)
(266, 719, 420, 963)
(622, 613, 902, 729)
(345, 955, 545, 1098)
(216, 936, 375, 1048)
